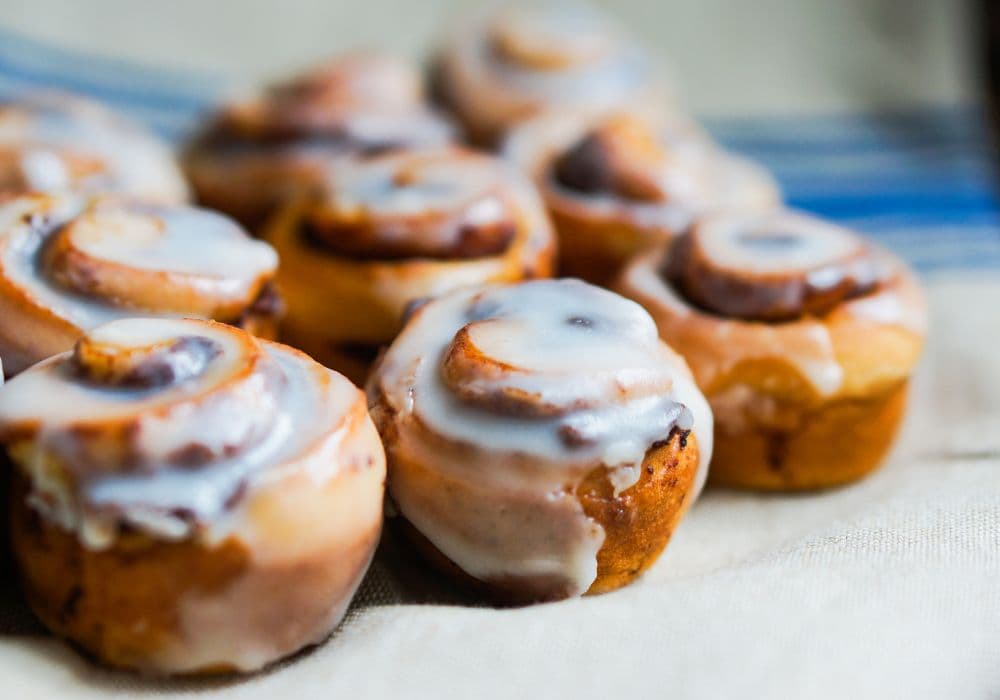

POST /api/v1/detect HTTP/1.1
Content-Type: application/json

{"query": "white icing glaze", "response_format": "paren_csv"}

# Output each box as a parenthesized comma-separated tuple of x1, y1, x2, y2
(0, 91, 189, 202)
(0, 318, 360, 548)
(66, 204, 276, 280)
(697, 210, 867, 275)
(0, 194, 278, 374)
(327, 149, 507, 220)
(372, 279, 712, 595)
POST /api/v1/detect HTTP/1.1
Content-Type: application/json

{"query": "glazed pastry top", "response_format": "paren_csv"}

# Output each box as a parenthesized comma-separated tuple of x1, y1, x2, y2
(201, 53, 453, 156)
(437, 3, 665, 137)
(0, 318, 367, 548)
(0, 193, 280, 376)
(506, 113, 779, 236)
(371, 279, 712, 594)
(0, 91, 189, 202)
(0, 193, 277, 326)
(665, 209, 889, 322)
(619, 209, 927, 397)
(303, 147, 540, 260)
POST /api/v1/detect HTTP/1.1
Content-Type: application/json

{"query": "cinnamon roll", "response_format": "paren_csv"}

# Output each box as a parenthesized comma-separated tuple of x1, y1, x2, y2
(0, 193, 282, 376)
(0, 317, 385, 674)
(431, 2, 671, 145)
(504, 112, 781, 285)
(368, 279, 712, 603)
(184, 52, 455, 228)
(0, 91, 188, 202)
(616, 209, 926, 490)
(265, 146, 556, 383)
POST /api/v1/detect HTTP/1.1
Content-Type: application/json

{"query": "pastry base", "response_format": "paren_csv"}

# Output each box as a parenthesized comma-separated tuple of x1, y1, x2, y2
(9, 475, 380, 675)
(708, 380, 909, 491)
(391, 428, 700, 604)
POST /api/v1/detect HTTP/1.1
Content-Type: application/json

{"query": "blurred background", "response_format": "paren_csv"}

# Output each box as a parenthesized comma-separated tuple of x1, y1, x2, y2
(0, 0, 996, 271)
(0, 0, 977, 116)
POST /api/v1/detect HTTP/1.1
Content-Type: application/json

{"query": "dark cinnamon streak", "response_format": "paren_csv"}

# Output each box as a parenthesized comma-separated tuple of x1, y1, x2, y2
(664, 233, 883, 322)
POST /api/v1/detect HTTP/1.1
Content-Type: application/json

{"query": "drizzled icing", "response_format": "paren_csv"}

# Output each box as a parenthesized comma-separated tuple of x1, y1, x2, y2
(371, 279, 712, 595)
(505, 112, 780, 241)
(0, 194, 279, 375)
(306, 148, 521, 259)
(617, 209, 927, 399)
(0, 91, 188, 202)
(435, 4, 667, 141)
(0, 318, 363, 549)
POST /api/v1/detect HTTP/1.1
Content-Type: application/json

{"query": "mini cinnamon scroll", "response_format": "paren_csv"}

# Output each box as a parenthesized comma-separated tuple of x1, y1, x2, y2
(265, 146, 556, 384)
(504, 112, 781, 285)
(431, 3, 671, 145)
(615, 209, 927, 490)
(0, 193, 282, 376)
(368, 279, 713, 603)
(0, 92, 189, 202)
(184, 53, 455, 228)
(0, 318, 385, 674)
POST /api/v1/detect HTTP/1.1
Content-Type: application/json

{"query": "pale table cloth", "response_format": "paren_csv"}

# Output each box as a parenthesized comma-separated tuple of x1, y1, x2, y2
(0, 21, 999, 700)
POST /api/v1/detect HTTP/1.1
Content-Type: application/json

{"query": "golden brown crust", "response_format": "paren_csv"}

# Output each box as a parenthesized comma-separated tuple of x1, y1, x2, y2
(707, 380, 909, 490)
(10, 471, 382, 674)
(388, 428, 699, 604)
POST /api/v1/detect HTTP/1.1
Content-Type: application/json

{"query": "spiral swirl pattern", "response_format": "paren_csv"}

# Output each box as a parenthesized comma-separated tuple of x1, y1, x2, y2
(433, 3, 668, 143)
(185, 53, 454, 226)
(0, 193, 279, 375)
(0, 318, 385, 672)
(370, 279, 712, 598)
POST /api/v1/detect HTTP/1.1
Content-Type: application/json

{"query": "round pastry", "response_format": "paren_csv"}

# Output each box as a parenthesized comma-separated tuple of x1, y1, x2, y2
(616, 209, 926, 490)
(504, 111, 780, 285)
(184, 52, 455, 228)
(431, 2, 670, 145)
(0, 317, 385, 674)
(368, 279, 713, 603)
(265, 146, 556, 383)
(0, 91, 189, 202)
(0, 193, 282, 376)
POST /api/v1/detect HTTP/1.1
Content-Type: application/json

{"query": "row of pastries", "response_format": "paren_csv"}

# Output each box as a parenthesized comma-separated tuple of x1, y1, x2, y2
(0, 2, 925, 676)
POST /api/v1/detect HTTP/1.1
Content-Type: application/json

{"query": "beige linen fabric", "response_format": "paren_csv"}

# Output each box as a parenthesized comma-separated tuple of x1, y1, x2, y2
(0, 271, 997, 699)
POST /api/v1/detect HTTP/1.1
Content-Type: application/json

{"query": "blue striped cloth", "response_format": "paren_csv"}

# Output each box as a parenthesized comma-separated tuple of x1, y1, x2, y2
(2, 25, 998, 273)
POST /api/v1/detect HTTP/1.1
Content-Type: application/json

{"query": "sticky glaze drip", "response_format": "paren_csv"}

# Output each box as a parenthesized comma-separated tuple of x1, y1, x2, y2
(371, 279, 712, 595)
(304, 148, 520, 260)
(0, 318, 362, 549)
